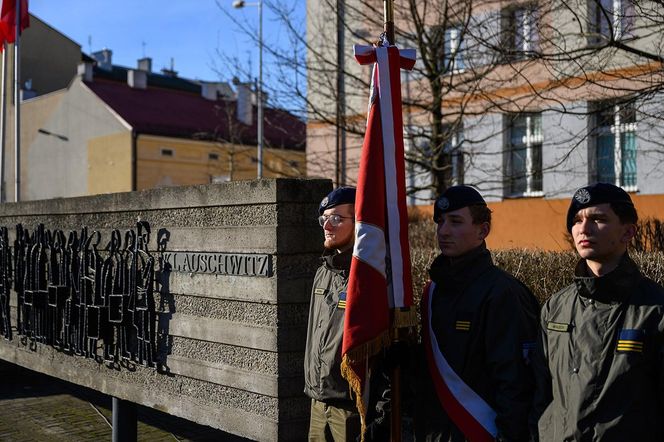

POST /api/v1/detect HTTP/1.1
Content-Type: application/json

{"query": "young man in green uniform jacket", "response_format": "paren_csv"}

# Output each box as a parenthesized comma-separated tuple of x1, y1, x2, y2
(532, 183, 664, 441)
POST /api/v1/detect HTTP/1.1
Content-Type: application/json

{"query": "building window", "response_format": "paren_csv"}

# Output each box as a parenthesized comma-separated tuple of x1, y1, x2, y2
(443, 27, 465, 72)
(160, 148, 174, 157)
(503, 5, 540, 61)
(209, 152, 219, 161)
(589, 0, 635, 42)
(506, 113, 543, 196)
(591, 100, 637, 191)
(443, 126, 464, 186)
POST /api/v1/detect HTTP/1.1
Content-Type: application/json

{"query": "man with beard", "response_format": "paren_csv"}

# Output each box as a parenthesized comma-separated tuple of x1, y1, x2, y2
(304, 187, 360, 441)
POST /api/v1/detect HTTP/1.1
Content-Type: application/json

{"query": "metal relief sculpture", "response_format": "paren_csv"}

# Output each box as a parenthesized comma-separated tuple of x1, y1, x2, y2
(0, 222, 157, 368)
(0, 227, 11, 339)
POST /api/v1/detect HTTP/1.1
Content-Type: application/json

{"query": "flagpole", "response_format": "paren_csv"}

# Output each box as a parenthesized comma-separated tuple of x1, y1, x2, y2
(383, 0, 394, 45)
(383, 1, 404, 439)
(13, 0, 20, 202)
(0, 44, 6, 203)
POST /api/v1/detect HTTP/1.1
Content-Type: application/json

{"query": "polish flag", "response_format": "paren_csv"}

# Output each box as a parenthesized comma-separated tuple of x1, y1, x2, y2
(341, 43, 416, 436)
(0, 0, 29, 47)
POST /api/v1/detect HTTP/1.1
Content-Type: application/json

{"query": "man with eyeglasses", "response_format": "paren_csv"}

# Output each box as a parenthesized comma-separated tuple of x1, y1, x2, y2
(304, 186, 360, 441)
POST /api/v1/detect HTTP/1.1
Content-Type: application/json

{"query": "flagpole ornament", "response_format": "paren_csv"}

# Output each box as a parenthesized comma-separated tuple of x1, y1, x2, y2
(340, 38, 416, 440)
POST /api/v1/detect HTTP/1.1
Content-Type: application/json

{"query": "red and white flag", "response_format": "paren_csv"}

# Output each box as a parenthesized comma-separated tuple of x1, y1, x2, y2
(0, 0, 29, 47)
(340, 43, 416, 435)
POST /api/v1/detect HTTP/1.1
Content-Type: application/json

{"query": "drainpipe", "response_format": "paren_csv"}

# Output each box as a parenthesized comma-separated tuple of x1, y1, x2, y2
(131, 130, 137, 191)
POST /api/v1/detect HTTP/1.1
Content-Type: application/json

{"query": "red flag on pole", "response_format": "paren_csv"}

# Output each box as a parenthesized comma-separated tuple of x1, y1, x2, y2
(0, 0, 29, 47)
(340, 43, 416, 437)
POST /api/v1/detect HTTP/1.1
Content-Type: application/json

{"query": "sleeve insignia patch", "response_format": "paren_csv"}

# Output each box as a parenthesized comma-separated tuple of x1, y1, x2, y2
(337, 291, 347, 309)
(616, 329, 644, 353)
(454, 313, 472, 331)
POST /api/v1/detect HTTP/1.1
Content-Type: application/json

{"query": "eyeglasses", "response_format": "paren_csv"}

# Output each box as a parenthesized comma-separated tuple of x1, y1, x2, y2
(318, 214, 354, 227)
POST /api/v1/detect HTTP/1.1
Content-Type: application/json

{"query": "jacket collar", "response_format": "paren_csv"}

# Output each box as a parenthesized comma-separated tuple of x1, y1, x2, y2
(321, 247, 353, 276)
(574, 253, 641, 303)
(428, 242, 493, 291)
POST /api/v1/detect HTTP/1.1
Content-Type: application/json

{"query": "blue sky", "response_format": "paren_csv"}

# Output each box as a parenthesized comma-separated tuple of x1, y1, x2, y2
(30, 0, 303, 84)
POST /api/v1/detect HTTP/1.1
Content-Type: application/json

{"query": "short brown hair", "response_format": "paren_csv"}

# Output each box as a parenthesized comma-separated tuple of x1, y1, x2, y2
(468, 204, 492, 226)
(610, 202, 638, 225)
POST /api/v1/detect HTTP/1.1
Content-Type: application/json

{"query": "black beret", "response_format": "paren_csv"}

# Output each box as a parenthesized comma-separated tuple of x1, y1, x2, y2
(433, 185, 486, 222)
(319, 186, 356, 215)
(566, 182, 634, 232)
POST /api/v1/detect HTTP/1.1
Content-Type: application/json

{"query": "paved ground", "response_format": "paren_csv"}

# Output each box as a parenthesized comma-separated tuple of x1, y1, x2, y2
(0, 362, 250, 441)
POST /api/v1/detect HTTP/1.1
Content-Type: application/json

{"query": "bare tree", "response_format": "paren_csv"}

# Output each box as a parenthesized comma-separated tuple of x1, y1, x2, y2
(218, 0, 664, 201)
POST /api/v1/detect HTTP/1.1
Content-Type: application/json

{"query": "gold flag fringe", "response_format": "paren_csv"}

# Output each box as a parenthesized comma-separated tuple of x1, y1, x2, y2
(392, 307, 418, 329)
(341, 330, 391, 442)
(341, 309, 418, 441)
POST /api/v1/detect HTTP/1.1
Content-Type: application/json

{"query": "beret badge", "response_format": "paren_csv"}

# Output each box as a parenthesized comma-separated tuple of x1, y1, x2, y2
(574, 188, 591, 204)
(436, 197, 450, 211)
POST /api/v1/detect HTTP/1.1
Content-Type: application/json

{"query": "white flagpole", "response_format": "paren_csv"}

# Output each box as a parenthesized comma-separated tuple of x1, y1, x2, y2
(13, 0, 20, 202)
(0, 44, 6, 203)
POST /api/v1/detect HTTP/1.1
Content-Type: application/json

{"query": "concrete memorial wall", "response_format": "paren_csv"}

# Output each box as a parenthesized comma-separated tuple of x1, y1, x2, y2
(0, 178, 332, 441)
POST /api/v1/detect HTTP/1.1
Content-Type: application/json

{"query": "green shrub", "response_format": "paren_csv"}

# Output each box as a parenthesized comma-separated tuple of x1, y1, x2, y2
(408, 219, 664, 307)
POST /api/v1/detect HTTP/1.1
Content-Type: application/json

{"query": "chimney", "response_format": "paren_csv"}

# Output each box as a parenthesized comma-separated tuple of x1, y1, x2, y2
(128, 69, 147, 89)
(77, 62, 94, 82)
(161, 68, 178, 77)
(201, 82, 217, 101)
(137, 57, 152, 73)
(234, 81, 254, 126)
(161, 57, 178, 77)
(201, 82, 235, 100)
(217, 82, 234, 99)
(91, 49, 113, 71)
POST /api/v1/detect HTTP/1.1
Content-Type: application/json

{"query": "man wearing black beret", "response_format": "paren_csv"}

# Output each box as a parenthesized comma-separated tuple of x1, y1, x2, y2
(415, 185, 539, 441)
(532, 182, 664, 440)
(304, 187, 361, 441)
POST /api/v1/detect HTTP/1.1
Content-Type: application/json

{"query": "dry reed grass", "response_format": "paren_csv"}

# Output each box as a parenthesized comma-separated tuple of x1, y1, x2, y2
(408, 219, 664, 306)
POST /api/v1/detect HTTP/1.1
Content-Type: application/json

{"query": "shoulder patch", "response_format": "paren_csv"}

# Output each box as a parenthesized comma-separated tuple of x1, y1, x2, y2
(337, 291, 347, 309)
(547, 321, 571, 332)
(314, 288, 327, 295)
(616, 329, 644, 353)
(455, 312, 472, 332)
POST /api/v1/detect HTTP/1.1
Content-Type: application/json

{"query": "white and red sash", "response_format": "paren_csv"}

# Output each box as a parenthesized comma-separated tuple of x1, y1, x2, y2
(421, 281, 497, 442)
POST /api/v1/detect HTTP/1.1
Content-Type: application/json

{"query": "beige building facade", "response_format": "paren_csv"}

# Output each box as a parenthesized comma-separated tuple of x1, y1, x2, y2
(2, 14, 306, 202)
(306, 0, 664, 249)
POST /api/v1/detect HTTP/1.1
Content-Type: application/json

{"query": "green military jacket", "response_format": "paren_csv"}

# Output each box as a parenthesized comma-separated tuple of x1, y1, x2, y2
(533, 254, 664, 441)
(303, 248, 354, 404)
(415, 244, 539, 442)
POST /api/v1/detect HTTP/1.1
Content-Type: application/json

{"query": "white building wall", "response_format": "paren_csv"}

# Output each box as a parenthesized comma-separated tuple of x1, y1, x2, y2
(26, 78, 129, 200)
(636, 91, 664, 195)
(541, 102, 590, 198)
(462, 112, 504, 202)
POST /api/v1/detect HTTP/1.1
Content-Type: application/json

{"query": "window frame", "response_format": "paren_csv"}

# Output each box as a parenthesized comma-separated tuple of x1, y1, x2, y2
(442, 25, 466, 74)
(505, 112, 544, 197)
(443, 125, 465, 187)
(502, 3, 540, 62)
(590, 99, 638, 191)
(588, 0, 635, 44)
